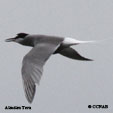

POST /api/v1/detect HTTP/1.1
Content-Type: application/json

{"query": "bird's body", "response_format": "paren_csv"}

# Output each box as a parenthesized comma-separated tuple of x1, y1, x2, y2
(6, 33, 94, 103)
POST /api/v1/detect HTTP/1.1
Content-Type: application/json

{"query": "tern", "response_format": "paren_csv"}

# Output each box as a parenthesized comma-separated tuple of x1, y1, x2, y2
(5, 33, 94, 103)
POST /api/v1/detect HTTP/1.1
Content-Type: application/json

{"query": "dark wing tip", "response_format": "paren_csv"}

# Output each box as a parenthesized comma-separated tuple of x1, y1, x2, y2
(88, 59, 94, 61)
(81, 58, 94, 61)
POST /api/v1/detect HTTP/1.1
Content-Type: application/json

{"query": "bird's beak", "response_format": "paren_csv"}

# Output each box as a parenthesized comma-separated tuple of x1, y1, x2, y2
(5, 38, 15, 42)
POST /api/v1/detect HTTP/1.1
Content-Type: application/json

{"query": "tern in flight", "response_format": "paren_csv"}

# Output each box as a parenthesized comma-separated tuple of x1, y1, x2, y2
(5, 33, 94, 103)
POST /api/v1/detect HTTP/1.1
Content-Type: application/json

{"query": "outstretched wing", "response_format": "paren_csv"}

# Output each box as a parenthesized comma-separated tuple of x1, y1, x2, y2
(59, 47, 93, 61)
(22, 39, 63, 103)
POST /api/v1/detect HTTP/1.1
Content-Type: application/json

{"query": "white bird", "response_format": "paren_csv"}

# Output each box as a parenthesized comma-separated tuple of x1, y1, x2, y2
(5, 33, 94, 103)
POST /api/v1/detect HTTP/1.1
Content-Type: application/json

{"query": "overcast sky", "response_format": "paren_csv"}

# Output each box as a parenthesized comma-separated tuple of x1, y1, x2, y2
(0, 0, 113, 113)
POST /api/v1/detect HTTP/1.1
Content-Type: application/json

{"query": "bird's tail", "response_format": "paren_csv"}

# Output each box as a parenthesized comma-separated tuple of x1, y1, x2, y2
(73, 37, 113, 44)
(74, 40, 96, 44)
(63, 37, 113, 47)
(63, 37, 97, 46)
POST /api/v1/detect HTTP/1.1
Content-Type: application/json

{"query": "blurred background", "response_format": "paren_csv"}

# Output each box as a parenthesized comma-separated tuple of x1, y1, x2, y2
(0, 0, 113, 113)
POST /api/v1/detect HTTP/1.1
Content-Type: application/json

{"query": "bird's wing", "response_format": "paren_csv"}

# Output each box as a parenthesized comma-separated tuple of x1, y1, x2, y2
(59, 47, 93, 61)
(22, 39, 63, 103)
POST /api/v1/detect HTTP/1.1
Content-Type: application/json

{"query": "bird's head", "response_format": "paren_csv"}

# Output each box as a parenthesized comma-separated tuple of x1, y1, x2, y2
(5, 33, 29, 43)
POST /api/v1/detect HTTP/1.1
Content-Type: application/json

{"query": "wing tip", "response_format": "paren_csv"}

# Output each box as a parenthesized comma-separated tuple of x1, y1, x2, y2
(23, 79, 36, 104)
(84, 58, 94, 61)
(28, 99, 33, 104)
(28, 84, 36, 104)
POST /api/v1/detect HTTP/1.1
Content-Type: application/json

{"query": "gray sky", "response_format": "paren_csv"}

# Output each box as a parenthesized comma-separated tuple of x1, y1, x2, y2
(0, 0, 113, 113)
